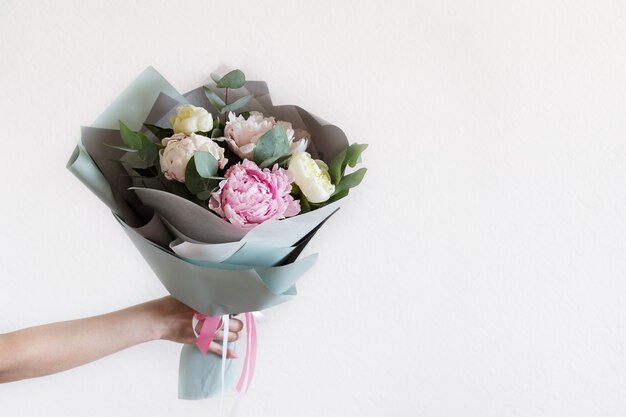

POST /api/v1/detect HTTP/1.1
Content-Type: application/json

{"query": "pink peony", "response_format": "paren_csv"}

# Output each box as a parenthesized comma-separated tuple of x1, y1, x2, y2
(224, 111, 310, 160)
(209, 159, 300, 227)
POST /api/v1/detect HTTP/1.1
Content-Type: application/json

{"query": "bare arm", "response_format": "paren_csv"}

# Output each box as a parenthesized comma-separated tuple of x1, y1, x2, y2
(0, 296, 242, 383)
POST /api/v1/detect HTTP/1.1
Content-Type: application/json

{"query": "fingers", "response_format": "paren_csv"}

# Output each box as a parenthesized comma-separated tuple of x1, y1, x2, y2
(213, 330, 240, 342)
(207, 341, 239, 359)
(221, 318, 243, 332)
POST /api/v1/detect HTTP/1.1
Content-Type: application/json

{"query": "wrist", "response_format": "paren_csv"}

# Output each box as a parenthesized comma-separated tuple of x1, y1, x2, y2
(131, 301, 165, 342)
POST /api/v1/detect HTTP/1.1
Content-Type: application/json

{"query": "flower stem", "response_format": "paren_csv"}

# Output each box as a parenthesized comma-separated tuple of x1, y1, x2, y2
(223, 87, 229, 124)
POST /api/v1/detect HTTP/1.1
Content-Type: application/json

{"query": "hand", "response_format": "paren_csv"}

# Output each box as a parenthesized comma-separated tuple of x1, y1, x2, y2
(0, 296, 244, 383)
(145, 296, 244, 359)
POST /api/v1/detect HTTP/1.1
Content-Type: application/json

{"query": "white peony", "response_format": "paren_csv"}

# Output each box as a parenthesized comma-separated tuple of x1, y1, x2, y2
(288, 152, 335, 203)
(159, 133, 228, 182)
(170, 105, 213, 135)
(224, 111, 309, 160)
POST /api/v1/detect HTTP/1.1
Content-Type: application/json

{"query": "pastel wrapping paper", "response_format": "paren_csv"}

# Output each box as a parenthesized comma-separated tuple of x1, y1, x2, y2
(67, 67, 349, 399)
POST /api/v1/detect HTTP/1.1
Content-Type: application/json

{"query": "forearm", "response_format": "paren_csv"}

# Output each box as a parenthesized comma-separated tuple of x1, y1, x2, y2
(0, 303, 160, 383)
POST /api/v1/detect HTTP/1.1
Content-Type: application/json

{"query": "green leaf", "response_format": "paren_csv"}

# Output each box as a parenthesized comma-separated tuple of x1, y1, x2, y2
(164, 177, 191, 199)
(299, 194, 311, 213)
(119, 121, 142, 150)
(334, 167, 367, 193)
(204, 88, 226, 108)
(345, 143, 368, 167)
(213, 117, 221, 130)
(211, 128, 224, 138)
(220, 94, 253, 114)
(196, 189, 214, 201)
(143, 123, 174, 140)
(184, 155, 218, 195)
(132, 166, 159, 178)
(210, 73, 222, 83)
(240, 111, 251, 120)
(103, 143, 138, 153)
(138, 133, 158, 165)
(253, 125, 289, 165)
(193, 151, 219, 178)
(329, 148, 347, 184)
(216, 69, 246, 89)
(259, 153, 292, 169)
(326, 188, 349, 204)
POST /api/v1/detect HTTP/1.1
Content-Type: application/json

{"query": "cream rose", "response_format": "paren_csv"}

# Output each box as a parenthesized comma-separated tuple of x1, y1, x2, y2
(287, 152, 335, 203)
(159, 133, 227, 182)
(170, 105, 213, 135)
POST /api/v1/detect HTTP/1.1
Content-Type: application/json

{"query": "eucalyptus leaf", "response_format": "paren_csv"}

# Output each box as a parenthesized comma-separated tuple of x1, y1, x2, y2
(253, 125, 289, 165)
(259, 153, 291, 169)
(144, 123, 174, 140)
(329, 148, 347, 184)
(204, 88, 226, 108)
(196, 189, 214, 201)
(259, 155, 281, 169)
(138, 134, 158, 165)
(119, 121, 142, 150)
(164, 176, 192, 199)
(216, 69, 246, 89)
(103, 143, 138, 153)
(299, 194, 311, 213)
(326, 188, 349, 204)
(220, 94, 253, 114)
(210, 73, 222, 83)
(184, 156, 208, 195)
(345, 143, 369, 167)
(334, 167, 367, 193)
(193, 151, 219, 178)
(132, 166, 159, 178)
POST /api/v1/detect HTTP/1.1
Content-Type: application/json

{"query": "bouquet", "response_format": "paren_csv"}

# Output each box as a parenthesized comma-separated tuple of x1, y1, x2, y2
(67, 67, 367, 401)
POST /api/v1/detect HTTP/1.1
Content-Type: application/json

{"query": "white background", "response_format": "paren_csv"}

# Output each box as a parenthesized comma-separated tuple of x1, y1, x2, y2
(2, 0, 626, 416)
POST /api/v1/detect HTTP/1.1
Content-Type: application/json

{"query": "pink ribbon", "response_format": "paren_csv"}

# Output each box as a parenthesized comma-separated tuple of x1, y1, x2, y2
(193, 312, 222, 354)
(193, 311, 258, 393)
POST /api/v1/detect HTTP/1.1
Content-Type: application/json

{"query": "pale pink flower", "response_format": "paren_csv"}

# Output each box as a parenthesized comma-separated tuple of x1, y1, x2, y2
(224, 111, 309, 160)
(159, 133, 227, 182)
(209, 159, 300, 227)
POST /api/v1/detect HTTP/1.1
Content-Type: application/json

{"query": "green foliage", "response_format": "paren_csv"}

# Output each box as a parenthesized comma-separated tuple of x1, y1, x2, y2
(253, 125, 289, 165)
(329, 143, 368, 184)
(117, 121, 159, 167)
(184, 152, 220, 198)
(345, 143, 369, 168)
(103, 143, 138, 153)
(299, 194, 311, 213)
(132, 166, 159, 178)
(196, 189, 214, 201)
(193, 151, 218, 178)
(204, 88, 226, 108)
(137, 133, 158, 165)
(210, 73, 222, 83)
(326, 188, 349, 204)
(329, 148, 347, 185)
(327, 143, 368, 200)
(221, 95, 253, 114)
(259, 153, 292, 169)
(143, 123, 174, 140)
(333, 168, 367, 194)
(216, 69, 246, 89)
(119, 121, 142, 150)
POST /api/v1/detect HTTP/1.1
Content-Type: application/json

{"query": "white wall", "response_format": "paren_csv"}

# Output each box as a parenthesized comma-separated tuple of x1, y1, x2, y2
(2, 1, 626, 416)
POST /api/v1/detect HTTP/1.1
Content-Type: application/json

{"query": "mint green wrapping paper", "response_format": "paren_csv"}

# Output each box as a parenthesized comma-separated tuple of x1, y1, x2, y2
(67, 67, 350, 399)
